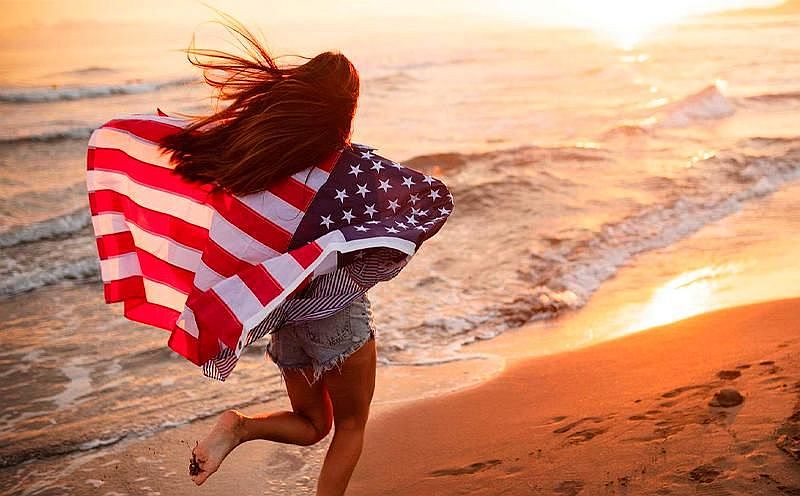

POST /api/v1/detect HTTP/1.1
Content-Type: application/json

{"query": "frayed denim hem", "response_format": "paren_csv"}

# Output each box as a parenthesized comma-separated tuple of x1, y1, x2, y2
(272, 330, 375, 387)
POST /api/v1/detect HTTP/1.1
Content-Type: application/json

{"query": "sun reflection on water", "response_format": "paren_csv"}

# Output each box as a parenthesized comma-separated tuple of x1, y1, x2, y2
(626, 263, 744, 334)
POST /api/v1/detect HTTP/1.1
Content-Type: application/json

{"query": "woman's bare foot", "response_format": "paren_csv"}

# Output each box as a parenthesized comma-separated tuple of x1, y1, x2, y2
(190, 410, 244, 485)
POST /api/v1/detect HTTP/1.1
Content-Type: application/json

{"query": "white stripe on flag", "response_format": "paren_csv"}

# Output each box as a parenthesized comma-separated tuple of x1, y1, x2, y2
(193, 259, 226, 292)
(100, 252, 141, 281)
(87, 169, 214, 229)
(92, 213, 203, 273)
(237, 189, 305, 234)
(261, 253, 305, 288)
(209, 214, 281, 263)
(212, 275, 264, 327)
(292, 167, 329, 192)
(90, 127, 173, 168)
(176, 307, 200, 338)
(143, 278, 188, 312)
(91, 212, 128, 235)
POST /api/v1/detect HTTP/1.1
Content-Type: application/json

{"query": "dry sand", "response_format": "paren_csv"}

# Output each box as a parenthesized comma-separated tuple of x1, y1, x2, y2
(16, 298, 798, 495)
(349, 297, 800, 495)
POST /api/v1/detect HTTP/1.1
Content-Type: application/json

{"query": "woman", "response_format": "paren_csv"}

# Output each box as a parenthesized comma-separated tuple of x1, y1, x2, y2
(147, 15, 445, 496)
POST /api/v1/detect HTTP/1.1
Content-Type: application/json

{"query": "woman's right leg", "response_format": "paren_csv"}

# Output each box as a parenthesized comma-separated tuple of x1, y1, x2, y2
(190, 367, 333, 486)
(316, 337, 377, 496)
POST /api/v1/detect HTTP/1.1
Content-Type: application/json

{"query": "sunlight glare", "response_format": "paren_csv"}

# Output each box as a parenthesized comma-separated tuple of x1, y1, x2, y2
(626, 264, 743, 333)
(496, 0, 777, 49)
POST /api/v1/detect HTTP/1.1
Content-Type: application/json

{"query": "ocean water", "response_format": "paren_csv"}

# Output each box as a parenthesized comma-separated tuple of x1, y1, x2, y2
(2, 13, 800, 494)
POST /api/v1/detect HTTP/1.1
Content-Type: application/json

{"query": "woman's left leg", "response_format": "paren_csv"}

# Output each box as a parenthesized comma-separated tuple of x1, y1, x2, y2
(190, 367, 333, 486)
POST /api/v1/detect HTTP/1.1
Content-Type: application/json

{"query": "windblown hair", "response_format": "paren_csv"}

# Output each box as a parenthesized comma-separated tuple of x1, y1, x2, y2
(159, 15, 360, 196)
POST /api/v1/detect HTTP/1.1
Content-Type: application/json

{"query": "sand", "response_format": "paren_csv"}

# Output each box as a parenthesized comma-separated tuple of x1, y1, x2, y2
(349, 297, 800, 495)
(13, 298, 798, 495)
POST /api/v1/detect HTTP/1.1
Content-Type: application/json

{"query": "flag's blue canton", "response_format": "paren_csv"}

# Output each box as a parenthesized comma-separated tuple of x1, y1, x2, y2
(290, 143, 454, 251)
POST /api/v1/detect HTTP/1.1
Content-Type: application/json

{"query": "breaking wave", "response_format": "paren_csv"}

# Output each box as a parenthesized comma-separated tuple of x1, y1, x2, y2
(0, 77, 194, 103)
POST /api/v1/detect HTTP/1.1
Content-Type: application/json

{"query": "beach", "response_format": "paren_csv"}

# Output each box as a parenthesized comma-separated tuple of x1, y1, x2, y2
(2, 5, 800, 495)
(351, 298, 800, 495)
(4, 298, 797, 495)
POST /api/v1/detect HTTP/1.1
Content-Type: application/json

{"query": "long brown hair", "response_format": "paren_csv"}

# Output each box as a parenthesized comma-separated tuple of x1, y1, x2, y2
(159, 14, 359, 196)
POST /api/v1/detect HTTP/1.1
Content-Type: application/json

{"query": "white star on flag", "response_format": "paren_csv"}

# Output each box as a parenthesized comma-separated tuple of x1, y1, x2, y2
(342, 209, 355, 223)
(438, 207, 451, 215)
(405, 215, 418, 225)
(354, 225, 369, 232)
(378, 179, 392, 192)
(402, 176, 415, 188)
(320, 215, 333, 228)
(385, 226, 399, 233)
(356, 183, 371, 198)
(423, 175, 434, 184)
(387, 199, 400, 212)
(349, 164, 362, 177)
(371, 160, 384, 172)
(360, 150, 374, 159)
(428, 189, 441, 200)
(408, 193, 420, 205)
(335, 189, 348, 203)
(364, 204, 377, 218)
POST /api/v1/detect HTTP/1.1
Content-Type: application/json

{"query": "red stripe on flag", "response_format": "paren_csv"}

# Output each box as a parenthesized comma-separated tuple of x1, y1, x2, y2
(89, 190, 209, 251)
(124, 298, 182, 333)
(290, 241, 323, 269)
(201, 239, 248, 277)
(96, 234, 195, 294)
(270, 177, 316, 211)
(139, 250, 194, 294)
(168, 326, 202, 365)
(187, 290, 243, 357)
(103, 118, 183, 144)
(238, 264, 283, 305)
(208, 192, 292, 253)
(96, 231, 136, 259)
(104, 276, 145, 303)
(89, 147, 212, 202)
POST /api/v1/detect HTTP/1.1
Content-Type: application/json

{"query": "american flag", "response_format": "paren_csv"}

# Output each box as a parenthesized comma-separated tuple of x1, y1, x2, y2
(86, 112, 454, 380)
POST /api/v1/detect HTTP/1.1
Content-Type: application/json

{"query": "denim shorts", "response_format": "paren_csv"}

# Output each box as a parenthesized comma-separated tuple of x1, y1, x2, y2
(266, 293, 376, 385)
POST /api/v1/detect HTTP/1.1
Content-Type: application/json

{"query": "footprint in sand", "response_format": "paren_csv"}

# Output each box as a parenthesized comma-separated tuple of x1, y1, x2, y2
(628, 409, 664, 421)
(552, 416, 610, 444)
(776, 408, 800, 462)
(566, 427, 607, 444)
(553, 479, 585, 495)
(717, 370, 742, 380)
(709, 388, 745, 408)
(429, 459, 502, 477)
(552, 416, 605, 434)
(661, 384, 713, 399)
(688, 464, 722, 483)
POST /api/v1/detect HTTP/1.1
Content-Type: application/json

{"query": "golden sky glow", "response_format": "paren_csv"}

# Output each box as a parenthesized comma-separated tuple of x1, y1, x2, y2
(0, 0, 785, 31)
(494, 0, 784, 48)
